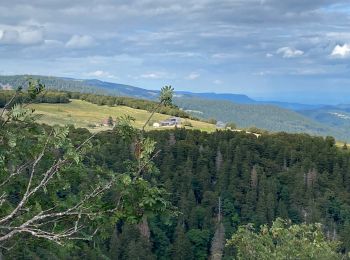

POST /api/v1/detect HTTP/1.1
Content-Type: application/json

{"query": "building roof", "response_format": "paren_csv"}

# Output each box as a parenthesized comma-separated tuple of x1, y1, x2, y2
(216, 121, 226, 128)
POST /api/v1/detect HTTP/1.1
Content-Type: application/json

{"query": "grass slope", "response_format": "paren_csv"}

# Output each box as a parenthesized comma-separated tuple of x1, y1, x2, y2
(29, 99, 216, 132)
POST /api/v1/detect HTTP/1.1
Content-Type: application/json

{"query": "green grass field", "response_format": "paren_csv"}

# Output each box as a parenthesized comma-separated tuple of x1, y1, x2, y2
(29, 99, 217, 132)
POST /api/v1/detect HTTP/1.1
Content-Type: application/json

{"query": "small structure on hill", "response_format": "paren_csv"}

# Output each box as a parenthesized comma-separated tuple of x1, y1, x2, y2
(153, 117, 181, 128)
(216, 121, 226, 129)
(153, 122, 160, 128)
(0, 83, 13, 90)
(101, 116, 114, 127)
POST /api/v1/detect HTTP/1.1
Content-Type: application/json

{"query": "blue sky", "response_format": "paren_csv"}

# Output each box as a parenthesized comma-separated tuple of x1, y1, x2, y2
(1, 0, 350, 104)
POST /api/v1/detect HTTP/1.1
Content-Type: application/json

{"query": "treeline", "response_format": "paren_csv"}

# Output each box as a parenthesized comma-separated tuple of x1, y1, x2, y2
(66, 92, 194, 119)
(0, 75, 104, 94)
(0, 90, 70, 107)
(7, 128, 350, 259)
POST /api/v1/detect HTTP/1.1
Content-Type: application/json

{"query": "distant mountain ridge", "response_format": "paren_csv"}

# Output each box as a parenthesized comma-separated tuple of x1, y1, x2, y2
(177, 91, 324, 111)
(174, 96, 348, 140)
(0, 75, 325, 110)
(176, 91, 256, 104)
(0, 75, 160, 99)
(1, 74, 350, 141)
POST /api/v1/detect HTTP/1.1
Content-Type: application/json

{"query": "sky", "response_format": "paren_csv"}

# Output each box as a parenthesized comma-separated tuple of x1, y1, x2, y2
(1, 0, 350, 104)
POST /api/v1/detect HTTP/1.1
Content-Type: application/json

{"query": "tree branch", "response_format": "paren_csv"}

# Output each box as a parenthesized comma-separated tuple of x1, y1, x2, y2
(0, 92, 18, 119)
(142, 101, 163, 132)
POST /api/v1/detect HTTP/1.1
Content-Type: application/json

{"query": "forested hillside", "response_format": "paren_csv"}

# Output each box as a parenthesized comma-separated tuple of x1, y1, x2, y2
(0, 75, 158, 99)
(299, 105, 350, 131)
(174, 96, 350, 141)
(6, 127, 350, 259)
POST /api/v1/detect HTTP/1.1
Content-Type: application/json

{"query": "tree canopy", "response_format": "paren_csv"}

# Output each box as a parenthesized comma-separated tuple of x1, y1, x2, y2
(227, 218, 343, 259)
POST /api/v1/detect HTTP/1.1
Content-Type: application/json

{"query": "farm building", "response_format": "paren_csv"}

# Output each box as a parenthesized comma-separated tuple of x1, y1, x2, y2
(101, 117, 114, 127)
(153, 117, 181, 127)
(216, 121, 226, 129)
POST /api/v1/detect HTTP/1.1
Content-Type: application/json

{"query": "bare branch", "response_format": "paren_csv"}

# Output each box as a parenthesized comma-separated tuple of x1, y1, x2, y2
(137, 149, 161, 176)
(0, 193, 6, 207)
(75, 132, 97, 152)
(0, 161, 31, 188)
(142, 102, 163, 132)
(0, 92, 18, 119)
(0, 180, 114, 244)
(0, 131, 53, 223)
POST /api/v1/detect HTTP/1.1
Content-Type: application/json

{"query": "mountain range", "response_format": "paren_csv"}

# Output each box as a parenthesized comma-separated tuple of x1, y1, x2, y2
(1, 75, 350, 141)
(176, 91, 324, 111)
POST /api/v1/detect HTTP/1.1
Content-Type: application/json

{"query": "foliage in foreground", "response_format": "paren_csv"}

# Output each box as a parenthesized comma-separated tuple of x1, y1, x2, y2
(227, 218, 343, 260)
(2, 81, 350, 259)
(0, 80, 174, 249)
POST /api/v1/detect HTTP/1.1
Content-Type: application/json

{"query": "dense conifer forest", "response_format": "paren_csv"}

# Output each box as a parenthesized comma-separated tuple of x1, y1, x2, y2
(5, 126, 350, 259)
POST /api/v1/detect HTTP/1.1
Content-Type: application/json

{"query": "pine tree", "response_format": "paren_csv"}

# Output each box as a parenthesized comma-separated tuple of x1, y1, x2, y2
(171, 225, 194, 260)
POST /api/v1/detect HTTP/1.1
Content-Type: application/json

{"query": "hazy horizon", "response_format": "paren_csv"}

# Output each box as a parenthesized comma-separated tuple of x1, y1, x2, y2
(1, 73, 346, 105)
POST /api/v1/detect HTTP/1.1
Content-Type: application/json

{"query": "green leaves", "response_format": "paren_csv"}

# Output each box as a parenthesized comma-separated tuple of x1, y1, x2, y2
(9, 103, 32, 121)
(53, 125, 69, 137)
(139, 137, 156, 159)
(114, 115, 137, 141)
(159, 85, 174, 106)
(227, 218, 342, 260)
(27, 78, 45, 100)
(0, 80, 176, 254)
(7, 132, 17, 148)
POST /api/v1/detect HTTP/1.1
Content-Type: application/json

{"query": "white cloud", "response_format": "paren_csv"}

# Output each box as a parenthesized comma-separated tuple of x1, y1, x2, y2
(276, 47, 304, 58)
(66, 35, 95, 48)
(0, 25, 43, 45)
(266, 53, 273, 58)
(139, 71, 175, 80)
(253, 71, 271, 76)
(86, 70, 117, 79)
(212, 53, 239, 59)
(213, 79, 222, 84)
(140, 73, 162, 79)
(331, 44, 350, 58)
(186, 72, 200, 80)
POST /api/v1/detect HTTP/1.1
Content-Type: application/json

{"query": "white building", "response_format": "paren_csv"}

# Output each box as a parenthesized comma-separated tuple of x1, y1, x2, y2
(160, 117, 181, 126)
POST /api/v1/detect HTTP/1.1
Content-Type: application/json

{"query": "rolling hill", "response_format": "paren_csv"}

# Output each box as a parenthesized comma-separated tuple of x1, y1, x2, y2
(29, 99, 217, 133)
(298, 105, 350, 131)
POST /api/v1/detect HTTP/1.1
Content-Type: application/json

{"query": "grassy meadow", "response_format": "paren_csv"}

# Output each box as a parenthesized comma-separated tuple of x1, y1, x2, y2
(29, 99, 217, 132)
